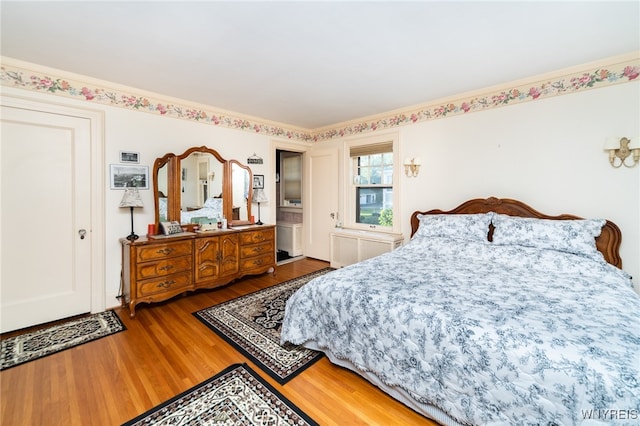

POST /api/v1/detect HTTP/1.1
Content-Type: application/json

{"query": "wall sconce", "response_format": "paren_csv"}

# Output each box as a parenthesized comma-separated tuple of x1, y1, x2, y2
(404, 157, 421, 177)
(604, 137, 640, 168)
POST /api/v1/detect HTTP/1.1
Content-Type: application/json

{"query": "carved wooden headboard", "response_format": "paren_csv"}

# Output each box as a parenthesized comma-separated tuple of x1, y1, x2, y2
(410, 197, 623, 268)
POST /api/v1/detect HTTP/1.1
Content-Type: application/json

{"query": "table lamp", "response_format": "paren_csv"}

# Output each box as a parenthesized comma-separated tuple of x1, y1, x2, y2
(251, 189, 268, 225)
(120, 187, 144, 240)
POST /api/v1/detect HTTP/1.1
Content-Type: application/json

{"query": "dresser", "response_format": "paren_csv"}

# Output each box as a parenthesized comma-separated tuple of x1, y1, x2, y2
(121, 225, 276, 317)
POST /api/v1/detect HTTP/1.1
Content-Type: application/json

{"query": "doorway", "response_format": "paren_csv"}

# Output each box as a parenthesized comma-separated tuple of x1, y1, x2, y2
(275, 149, 304, 264)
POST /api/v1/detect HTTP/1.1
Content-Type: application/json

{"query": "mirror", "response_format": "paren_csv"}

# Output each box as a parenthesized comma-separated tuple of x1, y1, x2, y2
(230, 160, 253, 225)
(153, 146, 253, 229)
(153, 153, 175, 225)
(179, 151, 225, 225)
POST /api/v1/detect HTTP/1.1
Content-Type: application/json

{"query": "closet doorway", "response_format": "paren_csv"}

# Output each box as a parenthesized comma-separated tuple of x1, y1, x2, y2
(275, 149, 304, 264)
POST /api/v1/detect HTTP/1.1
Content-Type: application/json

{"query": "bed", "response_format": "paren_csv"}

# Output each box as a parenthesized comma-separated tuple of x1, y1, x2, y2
(281, 197, 639, 425)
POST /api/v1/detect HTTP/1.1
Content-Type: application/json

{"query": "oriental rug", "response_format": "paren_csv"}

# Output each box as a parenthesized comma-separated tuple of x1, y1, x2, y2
(193, 268, 332, 384)
(0, 310, 125, 370)
(122, 363, 318, 426)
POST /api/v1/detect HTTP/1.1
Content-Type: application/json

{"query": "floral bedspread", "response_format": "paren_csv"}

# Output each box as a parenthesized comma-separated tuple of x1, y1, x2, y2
(281, 236, 640, 425)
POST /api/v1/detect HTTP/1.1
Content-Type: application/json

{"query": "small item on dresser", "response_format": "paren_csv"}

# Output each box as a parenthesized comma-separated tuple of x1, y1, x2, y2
(200, 223, 217, 232)
(147, 224, 156, 236)
(160, 221, 183, 235)
(222, 216, 228, 229)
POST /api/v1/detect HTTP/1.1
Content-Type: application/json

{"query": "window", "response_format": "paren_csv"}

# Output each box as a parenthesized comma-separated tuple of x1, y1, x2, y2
(346, 136, 399, 232)
(280, 151, 302, 207)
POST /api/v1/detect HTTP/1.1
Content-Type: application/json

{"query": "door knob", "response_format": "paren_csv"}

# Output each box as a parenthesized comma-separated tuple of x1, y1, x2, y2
(78, 229, 87, 239)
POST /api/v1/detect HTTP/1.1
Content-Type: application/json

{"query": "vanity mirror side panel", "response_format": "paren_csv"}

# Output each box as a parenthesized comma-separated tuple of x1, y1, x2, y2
(229, 160, 253, 224)
(153, 153, 178, 227)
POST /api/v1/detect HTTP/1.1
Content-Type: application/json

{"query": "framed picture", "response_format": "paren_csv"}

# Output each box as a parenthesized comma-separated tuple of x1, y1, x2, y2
(110, 164, 149, 189)
(119, 151, 140, 164)
(253, 174, 264, 189)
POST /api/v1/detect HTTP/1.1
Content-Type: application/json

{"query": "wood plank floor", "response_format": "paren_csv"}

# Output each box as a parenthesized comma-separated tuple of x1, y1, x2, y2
(1, 258, 439, 425)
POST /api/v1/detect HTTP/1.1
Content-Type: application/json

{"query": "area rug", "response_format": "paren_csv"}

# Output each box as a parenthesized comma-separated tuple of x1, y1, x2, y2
(193, 268, 333, 384)
(123, 363, 318, 426)
(1, 310, 126, 370)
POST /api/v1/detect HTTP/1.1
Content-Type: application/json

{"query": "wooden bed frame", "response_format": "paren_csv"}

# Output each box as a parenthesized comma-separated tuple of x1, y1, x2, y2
(410, 197, 623, 268)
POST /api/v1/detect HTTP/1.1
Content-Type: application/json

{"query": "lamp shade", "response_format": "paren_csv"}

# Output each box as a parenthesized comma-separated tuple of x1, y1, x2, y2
(603, 137, 621, 150)
(119, 187, 144, 208)
(603, 136, 640, 150)
(252, 188, 268, 203)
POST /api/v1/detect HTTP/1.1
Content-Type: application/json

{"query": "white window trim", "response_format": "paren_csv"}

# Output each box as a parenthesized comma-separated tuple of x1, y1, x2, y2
(343, 132, 400, 234)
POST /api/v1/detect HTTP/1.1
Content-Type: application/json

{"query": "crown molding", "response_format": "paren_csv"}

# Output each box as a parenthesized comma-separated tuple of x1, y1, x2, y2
(2, 52, 638, 143)
(0, 57, 314, 142)
(311, 51, 640, 141)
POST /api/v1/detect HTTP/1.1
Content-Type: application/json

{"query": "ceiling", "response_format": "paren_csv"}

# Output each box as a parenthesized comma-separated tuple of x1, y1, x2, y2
(1, 1, 638, 130)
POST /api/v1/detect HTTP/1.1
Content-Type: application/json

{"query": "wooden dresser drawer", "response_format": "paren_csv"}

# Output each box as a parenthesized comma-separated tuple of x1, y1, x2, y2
(136, 241, 192, 262)
(121, 226, 275, 318)
(240, 240, 274, 259)
(239, 253, 275, 272)
(137, 271, 192, 297)
(239, 229, 274, 245)
(136, 255, 192, 280)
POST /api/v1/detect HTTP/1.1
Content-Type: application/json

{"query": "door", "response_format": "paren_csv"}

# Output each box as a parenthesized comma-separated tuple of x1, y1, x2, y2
(304, 147, 339, 261)
(1, 105, 92, 332)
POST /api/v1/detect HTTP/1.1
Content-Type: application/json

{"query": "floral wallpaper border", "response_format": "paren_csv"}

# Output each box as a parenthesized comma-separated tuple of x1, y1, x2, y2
(1, 57, 638, 143)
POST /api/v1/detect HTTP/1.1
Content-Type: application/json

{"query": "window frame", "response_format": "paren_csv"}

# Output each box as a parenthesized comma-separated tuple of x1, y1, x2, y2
(279, 152, 302, 207)
(343, 133, 400, 234)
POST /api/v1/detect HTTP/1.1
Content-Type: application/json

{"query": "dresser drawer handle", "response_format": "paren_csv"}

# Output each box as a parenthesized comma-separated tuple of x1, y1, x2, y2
(159, 265, 174, 272)
(157, 280, 176, 289)
(252, 247, 264, 253)
(253, 259, 264, 266)
(157, 248, 175, 255)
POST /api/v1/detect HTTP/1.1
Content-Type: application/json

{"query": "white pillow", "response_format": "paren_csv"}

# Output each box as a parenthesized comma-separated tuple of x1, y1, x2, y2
(414, 212, 494, 242)
(203, 197, 222, 209)
(491, 214, 605, 260)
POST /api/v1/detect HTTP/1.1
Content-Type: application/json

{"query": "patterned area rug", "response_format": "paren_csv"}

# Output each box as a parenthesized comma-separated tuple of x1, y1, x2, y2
(1, 310, 126, 370)
(123, 363, 318, 426)
(194, 268, 332, 384)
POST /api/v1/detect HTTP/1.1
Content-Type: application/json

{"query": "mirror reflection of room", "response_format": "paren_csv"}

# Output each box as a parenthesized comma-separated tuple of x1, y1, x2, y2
(231, 161, 251, 221)
(153, 146, 253, 228)
(180, 152, 224, 225)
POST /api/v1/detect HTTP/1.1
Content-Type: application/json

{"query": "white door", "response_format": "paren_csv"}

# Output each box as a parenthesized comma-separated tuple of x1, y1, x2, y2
(304, 148, 339, 261)
(1, 105, 92, 332)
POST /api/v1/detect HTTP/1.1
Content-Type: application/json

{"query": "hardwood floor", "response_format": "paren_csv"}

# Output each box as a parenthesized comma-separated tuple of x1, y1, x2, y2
(1, 258, 438, 425)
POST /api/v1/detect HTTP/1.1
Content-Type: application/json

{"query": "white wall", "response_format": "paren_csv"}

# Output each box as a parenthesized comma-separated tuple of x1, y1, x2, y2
(398, 82, 640, 291)
(1, 87, 286, 306)
(4, 79, 638, 309)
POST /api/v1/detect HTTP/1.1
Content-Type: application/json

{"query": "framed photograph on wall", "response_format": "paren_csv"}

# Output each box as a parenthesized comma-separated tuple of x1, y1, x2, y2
(119, 151, 140, 164)
(253, 174, 264, 189)
(110, 164, 149, 189)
